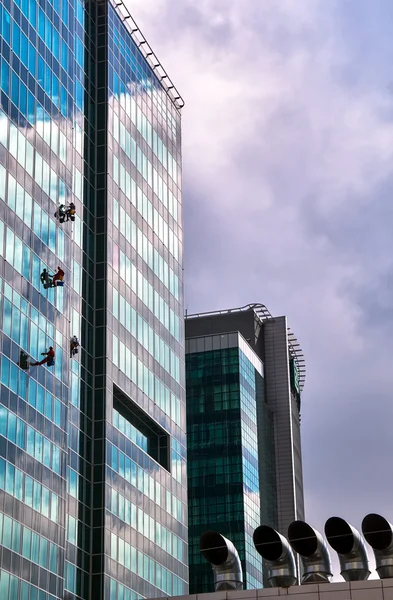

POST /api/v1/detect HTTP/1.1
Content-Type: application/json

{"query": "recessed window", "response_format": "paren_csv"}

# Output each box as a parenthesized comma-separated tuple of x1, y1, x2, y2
(113, 385, 170, 471)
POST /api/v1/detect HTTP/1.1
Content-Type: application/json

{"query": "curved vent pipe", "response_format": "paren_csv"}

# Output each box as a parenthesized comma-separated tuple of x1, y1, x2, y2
(362, 513, 393, 579)
(253, 525, 297, 587)
(200, 531, 243, 591)
(325, 517, 370, 581)
(288, 520, 332, 584)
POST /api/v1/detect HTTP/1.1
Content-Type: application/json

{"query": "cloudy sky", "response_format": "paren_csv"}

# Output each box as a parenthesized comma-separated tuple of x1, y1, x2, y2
(130, 0, 393, 581)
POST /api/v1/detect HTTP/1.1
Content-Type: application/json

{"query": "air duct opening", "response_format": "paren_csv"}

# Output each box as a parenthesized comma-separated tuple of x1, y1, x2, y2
(325, 517, 354, 554)
(200, 531, 243, 591)
(253, 526, 282, 561)
(362, 514, 392, 551)
(253, 525, 297, 588)
(200, 531, 229, 565)
(325, 517, 370, 582)
(288, 521, 332, 585)
(288, 521, 318, 556)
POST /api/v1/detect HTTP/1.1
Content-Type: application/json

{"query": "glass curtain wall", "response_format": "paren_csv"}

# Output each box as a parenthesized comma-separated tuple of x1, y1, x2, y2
(186, 333, 265, 592)
(0, 0, 86, 598)
(0, 0, 186, 598)
(87, 2, 188, 599)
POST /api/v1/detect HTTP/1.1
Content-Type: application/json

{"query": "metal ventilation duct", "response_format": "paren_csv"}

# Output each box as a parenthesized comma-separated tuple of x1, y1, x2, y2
(325, 517, 370, 581)
(200, 531, 243, 591)
(288, 520, 333, 584)
(362, 513, 393, 579)
(253, 525, 297, 587)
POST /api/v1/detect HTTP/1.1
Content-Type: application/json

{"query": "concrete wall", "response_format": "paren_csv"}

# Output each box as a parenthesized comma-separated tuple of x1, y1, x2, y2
(156, 579, 393, 600)
(263, 317, 305, 532)
(185, 312, 256, 349)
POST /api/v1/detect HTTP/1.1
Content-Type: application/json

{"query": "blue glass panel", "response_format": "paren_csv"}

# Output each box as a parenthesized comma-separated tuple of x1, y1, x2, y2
(45, 392, 52, 421)
(21, 32, 28, 68)
(24, 476, 33, 507)
(13, 233, 22, 273)
(7, 411, 16, 443)
(49, 216, 56, 250)
(38, 55, 45, 87)
(22, 244, 30, 279)
(28, 0, 36, 27)
(43, 438, 51, 469)
(19, 81, 27, 116)
(0, 569, 10, 598)
(31, 531, 39, 560)
(28, 378, 37, 407)
(41, 210, 49, 245)
(11, 520, 21, 553)
(39, 537, 48, 568)
(29, 322, 38, 358)
(11, 71, 19, 107)
(19, 370, 27, 400)
(9, 362, 18, 394)
(38, 8, 45, 39)
(27, 426, 35, 453)
(14, 468, 23, 501)
(0, 58, 10, 95)
(0, 460, 5, 489)
(2, 515, 12, 548)
(9, 575, 19, 599)
(5, 461, 15, 495)
(3, 299, 12, 337)
(11, 305, 21, 344)
(20, 312, 28, 350)
(52, 445, 60, 474)
(16, 418, 25, 448)
(50, 542, 57, 572)
(21, 581, 29, 599)
(27, 91, 35, 122)
(54, 398, 61, 426)
(0, 408, 7, 438)
(2, 10, 11, 44)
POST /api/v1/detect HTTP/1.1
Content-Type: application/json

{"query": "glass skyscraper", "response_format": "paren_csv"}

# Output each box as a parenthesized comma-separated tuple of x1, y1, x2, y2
(185, 305, 305, 593)
(0, 0, 187, 598)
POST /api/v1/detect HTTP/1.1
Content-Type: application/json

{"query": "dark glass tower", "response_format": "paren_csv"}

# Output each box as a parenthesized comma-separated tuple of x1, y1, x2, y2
(185, 305, 305, 593)
(0, 0, 187, 599)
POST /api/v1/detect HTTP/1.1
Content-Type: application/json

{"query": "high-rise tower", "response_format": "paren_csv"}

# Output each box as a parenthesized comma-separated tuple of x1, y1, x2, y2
(185, 304, 305, 592)
(0, 1, 187, 599)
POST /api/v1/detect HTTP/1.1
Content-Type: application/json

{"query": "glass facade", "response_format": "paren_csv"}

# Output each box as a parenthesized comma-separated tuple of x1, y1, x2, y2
(0, 0, 186, 598)
(186, 333, 275, 593)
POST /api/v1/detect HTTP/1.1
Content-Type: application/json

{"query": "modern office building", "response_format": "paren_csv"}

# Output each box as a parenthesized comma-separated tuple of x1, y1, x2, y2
(185, 304, 305, 592)
(0, 1, 187, 599)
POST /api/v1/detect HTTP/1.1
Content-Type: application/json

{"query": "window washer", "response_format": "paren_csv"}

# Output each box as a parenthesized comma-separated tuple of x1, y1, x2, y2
(66, 202, 76, 222)
(40, 268, 51, 286)
(55, 204, 66, 223)
(51, 266, 65, 287)
(30, 346, 55, 367)
(18, 350, 29, 370)
(70, 335, 80, 356)
(40, 268, 54, 289)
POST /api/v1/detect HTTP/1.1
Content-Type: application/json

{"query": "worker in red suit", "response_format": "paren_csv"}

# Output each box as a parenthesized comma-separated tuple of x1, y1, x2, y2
(30, 347, 55, 367)
(52, 266, 65, 287)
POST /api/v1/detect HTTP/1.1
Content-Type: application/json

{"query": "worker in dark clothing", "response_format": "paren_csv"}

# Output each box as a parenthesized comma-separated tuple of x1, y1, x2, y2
(70, 335, 80, 357)
(51, 266, 65, 287)
(40, 268, 53, 288)
(19, 350, 29, 370)
(55, 204, 66, 223)
(30, 346, 55, 367)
